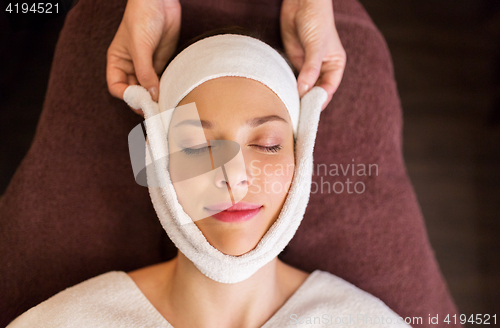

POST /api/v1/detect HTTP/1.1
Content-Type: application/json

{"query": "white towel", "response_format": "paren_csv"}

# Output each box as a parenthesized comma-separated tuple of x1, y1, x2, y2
(6, 270, 412, 327)
(124, 34, 327, 283)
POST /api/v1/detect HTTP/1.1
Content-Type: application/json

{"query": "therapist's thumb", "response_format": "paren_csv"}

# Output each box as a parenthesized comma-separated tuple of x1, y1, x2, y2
(297, 43, 323, 98)
(133, 45, 160, 102)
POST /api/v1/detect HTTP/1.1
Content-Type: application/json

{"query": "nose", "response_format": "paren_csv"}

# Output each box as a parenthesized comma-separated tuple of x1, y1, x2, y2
(214, 169, 247, 189)
(214, 147, 253, 192)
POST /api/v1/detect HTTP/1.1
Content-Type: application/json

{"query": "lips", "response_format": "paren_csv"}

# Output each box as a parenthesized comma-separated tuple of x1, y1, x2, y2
(205, 202, 263, 223)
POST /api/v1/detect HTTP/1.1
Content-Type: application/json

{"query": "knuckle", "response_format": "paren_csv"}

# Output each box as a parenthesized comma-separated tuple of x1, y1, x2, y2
(304, 63, 321, 75)
(134, 66, 149, 78)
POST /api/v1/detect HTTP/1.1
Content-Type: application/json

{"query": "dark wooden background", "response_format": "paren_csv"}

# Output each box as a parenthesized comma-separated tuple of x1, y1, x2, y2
(358, 1, 500, 320)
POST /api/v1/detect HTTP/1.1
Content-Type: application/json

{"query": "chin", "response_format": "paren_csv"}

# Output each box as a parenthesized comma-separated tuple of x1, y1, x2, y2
(195, 207, 274, 256)
(219, 246, 256, 256)
(205, 231, 262, 256)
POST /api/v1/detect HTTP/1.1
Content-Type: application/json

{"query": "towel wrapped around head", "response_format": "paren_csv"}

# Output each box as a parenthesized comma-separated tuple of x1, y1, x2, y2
(124, 34, 327, 284)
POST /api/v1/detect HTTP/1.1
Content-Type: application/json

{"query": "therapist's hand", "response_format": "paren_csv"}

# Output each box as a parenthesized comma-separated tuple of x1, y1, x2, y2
(281, 0, 346, 110)
(106, 0, 181, 115)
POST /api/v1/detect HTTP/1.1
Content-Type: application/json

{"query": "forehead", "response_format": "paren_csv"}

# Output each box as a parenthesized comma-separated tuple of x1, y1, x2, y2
(175, 76, 291, 124)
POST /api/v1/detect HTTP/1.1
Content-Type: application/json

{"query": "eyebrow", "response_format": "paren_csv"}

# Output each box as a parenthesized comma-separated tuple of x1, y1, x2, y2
(173, 115, 288, 129)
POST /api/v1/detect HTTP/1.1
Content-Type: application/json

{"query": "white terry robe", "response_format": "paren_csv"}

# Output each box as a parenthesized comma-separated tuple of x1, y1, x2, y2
(7, 270, 412, 328)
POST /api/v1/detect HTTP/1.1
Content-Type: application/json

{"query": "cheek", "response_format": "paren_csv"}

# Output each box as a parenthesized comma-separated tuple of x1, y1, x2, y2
(247, 153, 295, 203)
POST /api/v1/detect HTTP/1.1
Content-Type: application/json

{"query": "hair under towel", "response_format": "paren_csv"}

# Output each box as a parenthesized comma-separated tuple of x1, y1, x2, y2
(124, 34, 327, 283)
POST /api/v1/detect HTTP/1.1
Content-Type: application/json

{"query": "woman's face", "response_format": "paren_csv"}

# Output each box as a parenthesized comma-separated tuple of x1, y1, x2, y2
(168, 77, 295, 256)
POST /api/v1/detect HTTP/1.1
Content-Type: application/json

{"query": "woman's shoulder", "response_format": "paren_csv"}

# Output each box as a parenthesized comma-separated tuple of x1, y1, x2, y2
(6, 271, 140, 328)
(287, 270, 412, 327)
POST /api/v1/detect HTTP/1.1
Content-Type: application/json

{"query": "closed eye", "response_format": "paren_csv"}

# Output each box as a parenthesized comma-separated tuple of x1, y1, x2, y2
(181, 145, 211, 155)
(253, 145, 282, 153)
(182, 143, 282, 155)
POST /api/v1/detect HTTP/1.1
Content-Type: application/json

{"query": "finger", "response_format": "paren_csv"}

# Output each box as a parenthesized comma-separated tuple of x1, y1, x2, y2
(284, 41, 305, 74)
(152, 19, 180, 74)
(297, 44, 323, 97)
(107, 53, 145, 117)
(318, 60, 346, 110)
(107, 77, 129, 100)
(152, 45, 173, 74)
(126, 74, 145, 117)
(106, 42, 137, 97)
(281, 29, 306, 72)
(131, 42, 160, 102)
(106, 68, 129, 100)
(106, 55, 133, 99)
(280, 2, 305, 72)
(127, 74, 139, 86)
(321, 90, 333, 111)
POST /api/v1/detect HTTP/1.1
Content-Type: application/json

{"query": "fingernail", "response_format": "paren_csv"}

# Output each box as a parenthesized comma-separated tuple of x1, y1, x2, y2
(298, 83, 309, 97)
(148, 87, 158, 102)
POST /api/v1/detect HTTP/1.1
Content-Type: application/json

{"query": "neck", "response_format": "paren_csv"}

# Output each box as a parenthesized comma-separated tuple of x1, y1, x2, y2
(161, 251, 290, 328)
